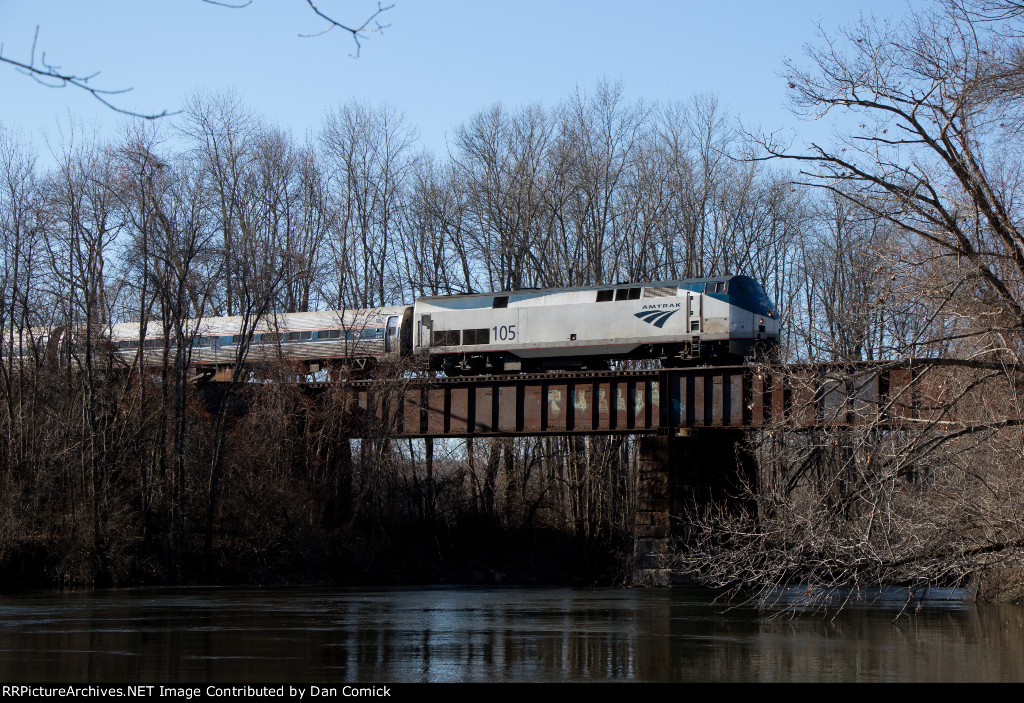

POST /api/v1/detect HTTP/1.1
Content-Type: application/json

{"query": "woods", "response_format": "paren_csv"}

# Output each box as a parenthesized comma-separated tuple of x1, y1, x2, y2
(1, 1, 1023, 597)
(0, 80, 803, 587)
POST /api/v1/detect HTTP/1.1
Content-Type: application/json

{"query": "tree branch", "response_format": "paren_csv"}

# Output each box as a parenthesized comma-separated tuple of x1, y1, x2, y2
(300, 1, 394, 58)
(2, 3, 396, 118)
(0, 26, 174, 120)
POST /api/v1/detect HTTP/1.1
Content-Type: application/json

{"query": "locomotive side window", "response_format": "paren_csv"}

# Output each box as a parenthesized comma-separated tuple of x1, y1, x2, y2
(596, 290, 614, 302)
(644, 285, 677, 298)
(432, 330, 460, 346)
(615, 287, 641, 301)
(492, 296, 509, 309)
(462, 328, 490, 345)
(705, 282, 727, 294)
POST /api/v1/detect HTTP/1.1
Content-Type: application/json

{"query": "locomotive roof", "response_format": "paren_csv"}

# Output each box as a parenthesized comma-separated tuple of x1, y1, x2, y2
(417, 275, 749, 302)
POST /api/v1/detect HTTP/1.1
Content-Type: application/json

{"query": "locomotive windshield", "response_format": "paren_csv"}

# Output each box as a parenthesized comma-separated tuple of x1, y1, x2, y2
(730, 276, 778, 317)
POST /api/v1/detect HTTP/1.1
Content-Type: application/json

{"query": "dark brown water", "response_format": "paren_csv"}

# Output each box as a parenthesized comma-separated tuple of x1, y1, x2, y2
(0, 586, 1021, 682)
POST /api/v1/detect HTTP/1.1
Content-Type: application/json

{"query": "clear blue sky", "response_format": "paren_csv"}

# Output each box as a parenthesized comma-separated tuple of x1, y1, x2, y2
(2, 0, 917, 162)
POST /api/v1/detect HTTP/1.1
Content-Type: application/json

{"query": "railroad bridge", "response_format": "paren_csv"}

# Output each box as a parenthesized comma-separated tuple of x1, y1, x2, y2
(312, 361, 929, 585)
(208, 359, 965, 585)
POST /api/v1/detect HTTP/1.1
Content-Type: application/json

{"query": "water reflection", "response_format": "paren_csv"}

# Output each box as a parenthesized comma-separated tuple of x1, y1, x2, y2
(0, 587, 1021, 682)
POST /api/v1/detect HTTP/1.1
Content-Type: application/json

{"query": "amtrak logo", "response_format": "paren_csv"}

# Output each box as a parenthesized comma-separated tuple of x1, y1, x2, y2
(634, 308, 680, 328)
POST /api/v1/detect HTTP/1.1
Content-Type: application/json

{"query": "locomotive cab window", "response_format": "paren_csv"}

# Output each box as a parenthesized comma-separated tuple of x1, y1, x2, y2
(615, 287, 641, 301)
(492, 296, 509, 309)
(596, 290, 614, 302)
(705, 281, 727, 294)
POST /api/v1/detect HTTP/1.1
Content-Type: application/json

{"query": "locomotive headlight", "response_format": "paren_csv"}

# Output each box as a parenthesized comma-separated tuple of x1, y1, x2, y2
(759, 317, 764, 324)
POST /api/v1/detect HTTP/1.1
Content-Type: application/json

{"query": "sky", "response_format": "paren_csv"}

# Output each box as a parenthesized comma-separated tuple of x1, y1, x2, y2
(1, 0, 920, 164)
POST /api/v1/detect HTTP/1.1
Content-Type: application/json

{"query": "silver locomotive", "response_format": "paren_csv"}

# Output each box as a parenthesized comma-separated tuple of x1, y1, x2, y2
(412, 275, 779, 374)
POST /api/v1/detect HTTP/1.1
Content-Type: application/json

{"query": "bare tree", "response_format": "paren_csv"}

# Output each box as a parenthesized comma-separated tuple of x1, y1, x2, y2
(0, 128, 43, 481)
(452, 102, 559, 291)
(42, 137, 129, 574)
(291, 144, 333, 311)
(558, 80, 650, 285)
(397, 155, 471, 297)
(768, 0, 1024, 362)
(179, 90, 257, 316)
(320, 101, 417, 308)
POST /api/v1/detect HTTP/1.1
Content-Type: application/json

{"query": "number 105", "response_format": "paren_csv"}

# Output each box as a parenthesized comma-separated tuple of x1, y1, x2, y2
(492, 324, 517, 341)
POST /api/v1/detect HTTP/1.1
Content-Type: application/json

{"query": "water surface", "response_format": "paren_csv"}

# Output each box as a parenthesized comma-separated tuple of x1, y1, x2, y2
(0, 586, 1021, 682)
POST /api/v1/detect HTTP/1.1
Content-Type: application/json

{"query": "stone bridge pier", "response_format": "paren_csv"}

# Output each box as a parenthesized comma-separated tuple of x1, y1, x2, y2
(633, 430, 756, 586)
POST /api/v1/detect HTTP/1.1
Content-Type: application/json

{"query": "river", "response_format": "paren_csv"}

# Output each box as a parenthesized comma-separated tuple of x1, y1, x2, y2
(0, 586, 1021, 682)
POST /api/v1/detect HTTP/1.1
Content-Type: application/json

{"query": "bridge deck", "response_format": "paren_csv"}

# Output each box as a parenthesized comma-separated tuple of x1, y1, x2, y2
(309, 363, 926, 438)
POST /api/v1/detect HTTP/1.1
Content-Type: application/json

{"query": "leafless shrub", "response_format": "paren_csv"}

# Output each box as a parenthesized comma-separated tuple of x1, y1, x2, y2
(673, 361, 1024, 610)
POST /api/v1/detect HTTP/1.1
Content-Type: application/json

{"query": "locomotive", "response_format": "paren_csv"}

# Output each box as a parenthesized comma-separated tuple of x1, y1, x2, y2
(416, 275, 778, 374)
(102, 275, 779, 375)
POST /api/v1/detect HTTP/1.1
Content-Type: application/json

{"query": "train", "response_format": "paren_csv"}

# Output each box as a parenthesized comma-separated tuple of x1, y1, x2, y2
(98, 275, 780, 376)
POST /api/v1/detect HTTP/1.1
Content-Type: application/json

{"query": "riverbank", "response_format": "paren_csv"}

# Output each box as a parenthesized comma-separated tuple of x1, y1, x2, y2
(0, 521, 630, 592)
